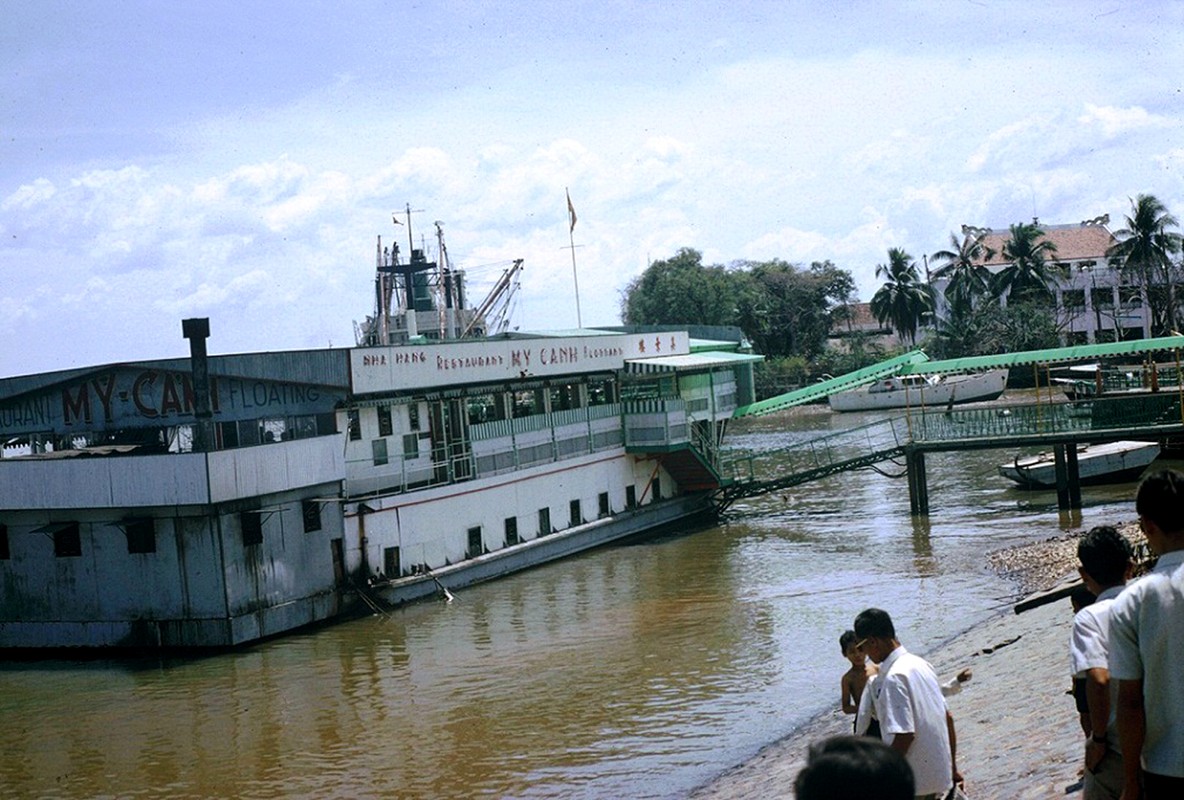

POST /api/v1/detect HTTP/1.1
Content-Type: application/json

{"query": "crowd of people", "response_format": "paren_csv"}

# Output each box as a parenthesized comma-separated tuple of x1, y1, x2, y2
(795, 468, 1184, 800)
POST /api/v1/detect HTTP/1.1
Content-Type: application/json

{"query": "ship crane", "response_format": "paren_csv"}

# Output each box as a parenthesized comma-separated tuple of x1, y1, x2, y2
(465, 258, 524, 337)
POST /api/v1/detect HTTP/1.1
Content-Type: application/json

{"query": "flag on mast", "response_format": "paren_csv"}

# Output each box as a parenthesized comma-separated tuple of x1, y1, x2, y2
(567, 189, 577, 232)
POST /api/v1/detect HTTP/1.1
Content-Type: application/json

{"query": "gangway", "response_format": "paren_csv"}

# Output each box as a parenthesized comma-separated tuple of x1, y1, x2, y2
(716, 334, 1184, 515)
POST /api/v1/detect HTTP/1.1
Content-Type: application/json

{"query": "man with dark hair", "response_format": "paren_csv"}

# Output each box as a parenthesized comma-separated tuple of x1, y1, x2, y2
(1109, 469, 1184, 798)
(853, 608, 960, 800)
(794, 735, 914, 800)
(1069, 525, 1133, 799)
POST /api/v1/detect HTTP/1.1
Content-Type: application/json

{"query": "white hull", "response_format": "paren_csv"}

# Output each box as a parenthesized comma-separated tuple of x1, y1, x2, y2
(997, 440, 1160, 489)
(829, 369, 1009, 412)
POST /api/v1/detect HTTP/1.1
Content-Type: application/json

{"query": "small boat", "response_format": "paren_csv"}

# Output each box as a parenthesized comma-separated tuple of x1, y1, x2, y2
(828, 368, 1008, 412)
(997, 440, 1160, 489)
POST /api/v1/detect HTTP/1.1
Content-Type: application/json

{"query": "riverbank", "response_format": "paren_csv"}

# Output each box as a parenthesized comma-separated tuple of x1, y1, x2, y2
(688, 523, 1143, 800)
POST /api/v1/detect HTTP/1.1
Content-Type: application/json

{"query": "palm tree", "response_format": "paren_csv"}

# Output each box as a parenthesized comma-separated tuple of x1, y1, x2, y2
(870, 247, 933, 345)
(992, 222, 1058, 304)
(1107, 194, 1183, 335)
(930, 230, 995, 321)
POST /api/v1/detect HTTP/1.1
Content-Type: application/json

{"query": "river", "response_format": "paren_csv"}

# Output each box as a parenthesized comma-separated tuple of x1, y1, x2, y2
(0, 402, 1155, 799)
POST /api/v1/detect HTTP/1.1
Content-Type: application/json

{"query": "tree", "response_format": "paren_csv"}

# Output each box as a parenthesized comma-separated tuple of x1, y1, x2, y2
(734, 259, 856, 359)
(1107, 194, 1184, 335)
(930, 230, 994, 321)
(992, 222, 1058, 304)
(870, 247, 933, 345)
(619, 248, 740, 326)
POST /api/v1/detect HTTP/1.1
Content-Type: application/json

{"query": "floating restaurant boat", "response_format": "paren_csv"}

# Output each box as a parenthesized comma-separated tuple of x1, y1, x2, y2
(0, 214, 761, 649)
(828, 369, 1009, 412)
(997, 440, 1160, 489)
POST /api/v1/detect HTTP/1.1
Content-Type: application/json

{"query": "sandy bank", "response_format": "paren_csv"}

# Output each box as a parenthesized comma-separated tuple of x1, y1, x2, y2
(689, 524, 1143, 800)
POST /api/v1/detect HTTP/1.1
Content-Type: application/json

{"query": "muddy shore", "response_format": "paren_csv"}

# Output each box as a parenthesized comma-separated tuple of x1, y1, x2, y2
(688, 523, 1143, 800)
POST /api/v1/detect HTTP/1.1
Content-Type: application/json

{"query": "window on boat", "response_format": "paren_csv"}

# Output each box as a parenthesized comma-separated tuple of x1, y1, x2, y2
(0, 523, 9, 560)
(407, 404, 421, 431)
(569, 499, 582, 527)
(302, 500, 322, 533)
(598, 492, 610, 518)
(377, 405, 393, 437)
(124, 518, 157, 554)
(549, 383, 580, 412)
(372, 439, 389, 466)
(467, 526, 483, 559)
(504, 516, 519, 546)
(467, 393, 503, 425)
(347, 409, 362, 441)
(652, 477, 662, 501)
(402, 434, 418, 459)
(51, 522, 82, 558)
(240, 512, 263, 547)
(537, 507, 551, 536)
(587, 377, 617, 406)
(513, 389, 543, 418)
(625, 485, 637, 509)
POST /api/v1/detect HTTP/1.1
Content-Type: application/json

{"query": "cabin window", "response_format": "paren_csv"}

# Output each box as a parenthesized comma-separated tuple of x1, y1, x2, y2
(512, 389, 543, 418)
(0, 523, 9, 560)
(125, 518, 156, 554)
(587, 378, 615, 406)
(569, 499, 582, 527)
(347, 409, 362, 440)
(240, 512, 263, 547)
(372, 439, 389, 466)
(219, 421, 240, 448)
(377, 405, 393, 437)
(549, 383, 579, 412)
(407, 404, 420, 431)
(652, 477, 662, 501)
(504, 516, 519, 546)
(467, 393, 503, 425)
(467, 526, 483, 559)
(625, 485, 637, 509)
(54, 522, 82, 558)
(402, 434, 419, 459)
(302, 500, 322, 533)
(598, 492, 610, 518)
(538, 507, 551, 536)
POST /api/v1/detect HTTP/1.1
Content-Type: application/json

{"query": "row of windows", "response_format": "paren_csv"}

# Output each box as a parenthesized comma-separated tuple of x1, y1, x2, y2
(463, 485, 654, 561)
(0, 501, 325, 561)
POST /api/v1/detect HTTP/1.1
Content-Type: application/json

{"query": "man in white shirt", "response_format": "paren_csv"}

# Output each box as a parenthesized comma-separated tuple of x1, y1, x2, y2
(854, 607, 961, 800)
(1109, 469, 1184, 799)
(1069, 525, 1133, 800)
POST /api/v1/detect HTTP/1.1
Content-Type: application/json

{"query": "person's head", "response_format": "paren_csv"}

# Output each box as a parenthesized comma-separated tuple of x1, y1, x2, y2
(1137, 469, 1184, 554)
(839, 629, 863, 666)
(853, 608, 898, 664)
(1069, 585, 1096, 614)
(794, 735, 914, 800)
(1076, 525, 1133, 591)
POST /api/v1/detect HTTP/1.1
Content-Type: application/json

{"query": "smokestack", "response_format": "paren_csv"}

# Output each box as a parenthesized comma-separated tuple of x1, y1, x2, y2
(182, 318, 213, 452)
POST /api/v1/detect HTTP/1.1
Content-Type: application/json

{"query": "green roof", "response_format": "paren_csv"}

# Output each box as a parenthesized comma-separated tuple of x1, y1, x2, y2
(904, 335, 1184, 375)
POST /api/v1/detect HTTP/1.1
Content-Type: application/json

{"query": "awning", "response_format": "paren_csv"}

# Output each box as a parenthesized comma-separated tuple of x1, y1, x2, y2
(625, 351, 764, 374)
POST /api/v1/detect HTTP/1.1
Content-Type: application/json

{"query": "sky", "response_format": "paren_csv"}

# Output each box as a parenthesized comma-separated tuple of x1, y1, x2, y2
(3, 0, 1183, 377)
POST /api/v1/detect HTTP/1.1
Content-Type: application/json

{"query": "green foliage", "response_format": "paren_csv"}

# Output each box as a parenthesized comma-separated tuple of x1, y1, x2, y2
(870, 247, 933, 344)
(753, 356, 810, 398)
(930, 300, 1060, 358)
(620, 250, 857, 361)
(619, 248, 741, 327)
(992, 222, 1058, 303)
(1107, 194, 1184, 335)
(930, 230, 994, 321)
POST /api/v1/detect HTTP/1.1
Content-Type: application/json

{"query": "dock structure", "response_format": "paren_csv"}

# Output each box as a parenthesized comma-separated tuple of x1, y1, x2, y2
(721, 335, 1184, 515)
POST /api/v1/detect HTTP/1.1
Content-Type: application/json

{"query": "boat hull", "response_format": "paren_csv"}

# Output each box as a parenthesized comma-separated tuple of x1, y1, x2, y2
(829, 369, 1009, 412)
(997, 440, 1160, 489)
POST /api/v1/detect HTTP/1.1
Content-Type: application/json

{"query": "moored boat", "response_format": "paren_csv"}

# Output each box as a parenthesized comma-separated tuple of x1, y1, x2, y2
(997, 439, 1160, 489)
(828, 368, 1008, 412)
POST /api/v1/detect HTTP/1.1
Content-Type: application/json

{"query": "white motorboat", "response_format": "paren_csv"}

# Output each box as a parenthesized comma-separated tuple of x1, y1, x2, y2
(828, 368, 1009, 412)
(997, 440, 1160, 489)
